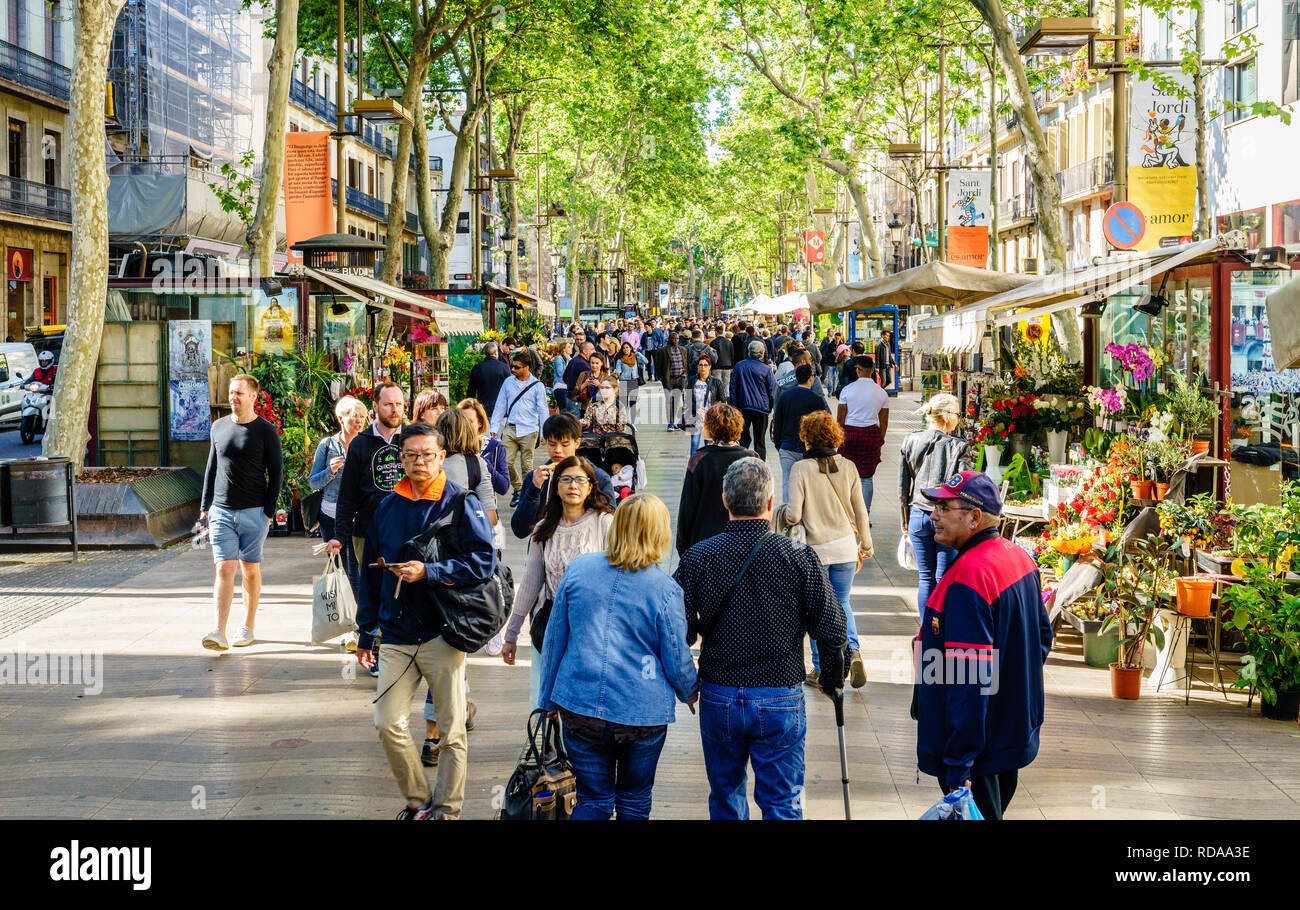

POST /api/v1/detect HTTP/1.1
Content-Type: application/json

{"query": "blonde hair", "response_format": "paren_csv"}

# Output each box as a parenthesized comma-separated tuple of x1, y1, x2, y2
(334, 395, 368, 421)
(918, 393, 960, 430)
(606, 493, 670, 572)
(457, 397, 490, 435)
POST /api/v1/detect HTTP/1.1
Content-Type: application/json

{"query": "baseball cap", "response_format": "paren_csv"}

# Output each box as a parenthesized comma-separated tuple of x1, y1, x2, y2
(921, 470, 1003, 515)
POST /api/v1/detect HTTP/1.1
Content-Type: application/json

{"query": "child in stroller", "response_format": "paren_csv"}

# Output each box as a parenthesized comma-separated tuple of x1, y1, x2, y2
(577, 427, 643, 501)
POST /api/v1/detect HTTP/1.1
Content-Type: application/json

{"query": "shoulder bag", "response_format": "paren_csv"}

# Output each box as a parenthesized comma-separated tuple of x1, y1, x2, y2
(502, 379, 543, 424)
(824, 464, 868, 572)
(898, 435, 943, 570)
(499, 708, 578, 821)
(529, 540, 555, 655)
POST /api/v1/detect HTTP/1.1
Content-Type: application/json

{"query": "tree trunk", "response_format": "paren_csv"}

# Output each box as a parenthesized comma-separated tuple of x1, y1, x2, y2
(1193, 4, 1209, 240)
(411, 95, 438, 281)
(830, 161, 883, 278)
(971, 0, 1079, 361)
(44, 0, 127, 470)
(249, 0, 298, 279)
(501, 102, 527, 289)
(381, 52, 432, 288)
(428, 100, 486, 288)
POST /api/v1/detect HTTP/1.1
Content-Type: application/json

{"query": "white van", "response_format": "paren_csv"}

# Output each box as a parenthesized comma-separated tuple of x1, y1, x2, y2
(0, 342, 39, 424)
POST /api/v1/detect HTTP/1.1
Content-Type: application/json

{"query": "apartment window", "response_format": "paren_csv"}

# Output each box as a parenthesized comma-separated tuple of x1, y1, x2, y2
(1224, 58, 1257, 124)
(324, 73, 332, 102)
(45, 1, 60, 63)
(313, 66, 320, 95)
(367, 165, 374, 196)
(1226, 0, 1257, 37)
(1285, 2, 1300, 104)
(41, 129, 58, 186)
(347, 158, 359, 190)
(8, 0, 26, 48)
(8, 118, 26, 181)
(288, 121, 298, 132)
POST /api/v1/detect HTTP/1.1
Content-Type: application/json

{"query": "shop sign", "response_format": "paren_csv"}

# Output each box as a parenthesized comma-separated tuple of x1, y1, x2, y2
(947, 169, 992, 268)
(1127, 71, 1197, 251)
(283, 132, 334, 264)
(803, 230, 825, 263)
(7, 248, 33, 282)
(253, 289, 297, 356)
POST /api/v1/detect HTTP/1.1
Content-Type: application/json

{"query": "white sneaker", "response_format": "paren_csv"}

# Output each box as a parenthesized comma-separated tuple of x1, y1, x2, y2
(202, 629, 229, 651)
(485, 631, 503, 657)
(231, 626, 255, 647)
(342, 631, 359, 653)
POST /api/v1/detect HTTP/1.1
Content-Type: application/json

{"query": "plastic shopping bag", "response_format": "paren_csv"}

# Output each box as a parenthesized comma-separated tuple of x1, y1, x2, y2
(897, 537, 918, 571)
(312, 554, 358, 643)
(919, 787, 984, 820)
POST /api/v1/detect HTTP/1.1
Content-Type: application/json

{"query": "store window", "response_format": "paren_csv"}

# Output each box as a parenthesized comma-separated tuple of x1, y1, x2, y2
(1226, 0, 1258, 36)
(1097, 274, 1211, 388)
(1217, 207, 1267, 248)
(1274, 199, 1300, 246)
(1286, 2, 1300, 104)
(1224, 58, 1257, 124)
(1229, 269, 1300, 458)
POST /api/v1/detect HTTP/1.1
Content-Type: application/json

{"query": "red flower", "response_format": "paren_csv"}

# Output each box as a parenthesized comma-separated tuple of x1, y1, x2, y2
(999, 429, 1008, 438)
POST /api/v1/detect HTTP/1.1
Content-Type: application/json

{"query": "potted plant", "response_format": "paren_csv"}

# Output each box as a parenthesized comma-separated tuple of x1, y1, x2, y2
(1148, 437, 1192, 500)
(1219, 560, 1300, 721)
(1096, 538, 1170, 698)
(1167, 372, 1218, 454)
(1114, 437, 1151, 500)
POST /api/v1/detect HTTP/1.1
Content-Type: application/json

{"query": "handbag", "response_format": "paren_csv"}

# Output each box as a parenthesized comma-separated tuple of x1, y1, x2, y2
(529, 541, 554, 654)
(500, 709, 578, 820)
(825, 465, 868, 572)
(311, 553, 358, 643)
(299, 489, 324, 534)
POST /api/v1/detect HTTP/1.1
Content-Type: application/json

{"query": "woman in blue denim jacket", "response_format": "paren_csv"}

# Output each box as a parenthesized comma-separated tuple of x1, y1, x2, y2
(538, 493, 699, 820)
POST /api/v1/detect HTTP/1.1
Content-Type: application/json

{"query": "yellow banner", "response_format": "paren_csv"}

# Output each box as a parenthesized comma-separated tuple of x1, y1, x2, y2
(1127, 166, 1196, 251)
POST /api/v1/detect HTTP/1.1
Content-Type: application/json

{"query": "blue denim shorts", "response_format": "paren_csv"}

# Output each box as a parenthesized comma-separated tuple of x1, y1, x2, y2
(208, 505, 271, 563)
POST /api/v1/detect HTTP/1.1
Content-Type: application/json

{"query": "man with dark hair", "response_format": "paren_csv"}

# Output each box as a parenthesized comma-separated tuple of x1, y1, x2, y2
(200, 373, 284, 651)
(509, 412, 615, 538)
(772, 362, 830, 502)
(675, 457, 846, 820)
(467, 342, 511, 419)
(709, 325, 734, 391)
(839, 342, 867, 392)
(563, 341, 594, 415)
(491, 352, 550, 507)
(358, 421, 497, 820)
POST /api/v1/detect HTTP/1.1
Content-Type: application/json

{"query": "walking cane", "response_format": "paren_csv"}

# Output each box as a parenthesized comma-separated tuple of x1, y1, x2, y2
(834, 688, 851, 820)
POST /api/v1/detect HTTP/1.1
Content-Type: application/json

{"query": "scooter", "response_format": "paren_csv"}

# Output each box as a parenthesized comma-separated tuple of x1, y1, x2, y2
(19, 379, 51, 444)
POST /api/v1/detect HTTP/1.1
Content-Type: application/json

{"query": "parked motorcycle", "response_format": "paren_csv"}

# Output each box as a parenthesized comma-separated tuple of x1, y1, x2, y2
(19, 379, 51, 444)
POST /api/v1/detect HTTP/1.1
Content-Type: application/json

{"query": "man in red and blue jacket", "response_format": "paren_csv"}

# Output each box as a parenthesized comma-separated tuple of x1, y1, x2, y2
(913, 471, 1053, 820)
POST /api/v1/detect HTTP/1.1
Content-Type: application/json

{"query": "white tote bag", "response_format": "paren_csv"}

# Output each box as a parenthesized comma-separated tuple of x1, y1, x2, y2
(312, 554, 359, 643)
(897, 536, 919, 571)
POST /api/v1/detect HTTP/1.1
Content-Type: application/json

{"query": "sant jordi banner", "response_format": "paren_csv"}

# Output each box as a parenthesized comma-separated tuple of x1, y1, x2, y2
(947, 169, 992, 268)
(1128, 71, 1197, 251)
(283, 132, 334, 264)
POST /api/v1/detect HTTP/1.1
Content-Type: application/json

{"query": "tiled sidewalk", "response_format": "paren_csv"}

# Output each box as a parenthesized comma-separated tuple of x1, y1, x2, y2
(1, 388, 1298, 819)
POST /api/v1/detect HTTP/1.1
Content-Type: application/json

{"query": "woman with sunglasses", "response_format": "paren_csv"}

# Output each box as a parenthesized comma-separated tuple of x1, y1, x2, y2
(501, 455, 615, 708)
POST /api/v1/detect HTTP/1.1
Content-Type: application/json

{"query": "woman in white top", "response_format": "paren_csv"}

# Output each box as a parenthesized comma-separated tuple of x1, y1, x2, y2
(501, 455, 616, 708)
(836, 356, 890, 512)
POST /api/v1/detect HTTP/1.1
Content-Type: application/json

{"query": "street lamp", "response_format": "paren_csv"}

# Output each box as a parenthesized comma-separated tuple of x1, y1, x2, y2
(888, 213, 904, 274)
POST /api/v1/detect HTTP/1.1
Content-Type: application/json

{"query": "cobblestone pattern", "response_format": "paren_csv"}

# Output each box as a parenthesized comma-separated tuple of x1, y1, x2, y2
(0, 547, 188, 639)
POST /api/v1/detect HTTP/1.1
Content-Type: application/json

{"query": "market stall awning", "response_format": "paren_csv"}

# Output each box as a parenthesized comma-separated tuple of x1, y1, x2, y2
(748, 291, 809, 316)
(808, 260, 1035, 315)
(914, 233, 1245, 355)
(486, 281, 556, 319)
(301, 267, 484, 336)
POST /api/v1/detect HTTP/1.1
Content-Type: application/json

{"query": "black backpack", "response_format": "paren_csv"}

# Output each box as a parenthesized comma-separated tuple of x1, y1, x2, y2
(396, 490, 514, 653)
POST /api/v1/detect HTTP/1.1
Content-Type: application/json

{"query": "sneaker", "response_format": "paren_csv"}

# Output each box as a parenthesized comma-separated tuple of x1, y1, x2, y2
(803, 670, 820, 688)
(342, 631, 359, 653)
(231, 626, 255, 647)
(666, 424, 677, 432)
(485, 631, 503, 657)
(849, 649, 867, 689)
(421, 738, 440, 767)
(396, 799, 435, 820)
(466, 698, 477, 733)
(202, 629, 229, 652)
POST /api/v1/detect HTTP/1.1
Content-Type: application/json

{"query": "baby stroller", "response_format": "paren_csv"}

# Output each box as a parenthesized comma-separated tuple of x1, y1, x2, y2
(578, 426, 647, 501)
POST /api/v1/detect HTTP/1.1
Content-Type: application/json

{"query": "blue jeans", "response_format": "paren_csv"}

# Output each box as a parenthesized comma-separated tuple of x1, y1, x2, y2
(860, 476, 874, 513)
(561, 720, 668, 820)
(690, 430, 702, 456)
(810, 561, 859, 671)
(779, 448, 801, 503)
(698, 683, 805, 820)
(554, 388, 569, 414)
(822, 364, 838, 396)
(909, 507, 957, 617)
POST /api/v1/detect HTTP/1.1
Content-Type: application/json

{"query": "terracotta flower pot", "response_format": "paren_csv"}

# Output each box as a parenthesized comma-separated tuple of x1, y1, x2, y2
(1153, 482, 1169, 501)
(1130, 479, 1153, 499)
(1189, 439, 1210, 455)
(1109, 663, 1142, 699)
(1175, 577, 1215, 617)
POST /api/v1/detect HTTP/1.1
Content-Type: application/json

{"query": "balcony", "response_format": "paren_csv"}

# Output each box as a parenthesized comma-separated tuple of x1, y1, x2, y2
(408, 152, 444, 173)
(406, 211, 418, 231)
(289, 79, 337, 123)
(330, 178, 387, 220)
(997, 184, 1037, 224)
(0, 174, 71, 223)
(1056, 152, 1114, 201)
(0, 40, 70, 102)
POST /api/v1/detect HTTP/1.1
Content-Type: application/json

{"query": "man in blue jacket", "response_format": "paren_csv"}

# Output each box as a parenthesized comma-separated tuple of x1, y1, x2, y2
(729, 339, 777, 460)
(913, 471, 1053, 820)
(357, 422, 497, 821)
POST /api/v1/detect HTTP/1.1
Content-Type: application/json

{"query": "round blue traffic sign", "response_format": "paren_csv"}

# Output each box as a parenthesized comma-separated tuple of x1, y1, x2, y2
(1103, 201, 1146, 250)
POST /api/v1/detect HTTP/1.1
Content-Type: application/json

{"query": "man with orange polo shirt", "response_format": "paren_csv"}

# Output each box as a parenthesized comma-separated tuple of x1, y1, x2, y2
(357, 422, 497, 820)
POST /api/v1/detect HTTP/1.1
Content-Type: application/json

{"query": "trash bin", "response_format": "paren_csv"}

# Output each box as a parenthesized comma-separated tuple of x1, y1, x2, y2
(2, 456, 73, 527)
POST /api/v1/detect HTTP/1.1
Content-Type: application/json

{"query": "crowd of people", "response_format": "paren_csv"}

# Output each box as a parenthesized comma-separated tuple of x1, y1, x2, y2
(194, 315, 1049, 822)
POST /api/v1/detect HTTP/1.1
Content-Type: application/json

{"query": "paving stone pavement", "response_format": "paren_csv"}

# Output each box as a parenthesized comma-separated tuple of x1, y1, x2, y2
(1, 385, 1299, 819)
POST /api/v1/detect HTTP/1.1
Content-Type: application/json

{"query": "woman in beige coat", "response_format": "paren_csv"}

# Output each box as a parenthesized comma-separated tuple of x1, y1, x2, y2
(786, 410, 872, 689)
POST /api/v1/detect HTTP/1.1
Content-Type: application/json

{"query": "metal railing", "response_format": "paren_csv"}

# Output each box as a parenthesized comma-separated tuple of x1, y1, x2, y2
(0, 173, 71, 223)
(330, 178, 387, 220)
(0, 40, 70, 101)
(289, 79, 337, 124)
(1056, 152, 1114, 200)
(408, 152, 443, 173)
(997, 183, 1037, 223)
(406, 211, 418, 231)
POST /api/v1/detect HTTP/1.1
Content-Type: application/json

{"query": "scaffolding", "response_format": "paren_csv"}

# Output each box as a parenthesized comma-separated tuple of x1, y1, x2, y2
(108, 0, 253, 166)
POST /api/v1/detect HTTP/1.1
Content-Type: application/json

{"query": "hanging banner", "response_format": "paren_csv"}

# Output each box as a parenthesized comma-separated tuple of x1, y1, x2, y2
(802, 230, 825, 263)
(169, 320, 211, 441)
(283, 131, 334, 264)
(1128, 71, 1197, 251)
(947, 169, 993, 268)
(253, 288, 298, 356)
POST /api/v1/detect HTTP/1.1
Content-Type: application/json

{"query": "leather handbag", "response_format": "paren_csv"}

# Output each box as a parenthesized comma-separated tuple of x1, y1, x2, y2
(299, 489, 324, 534)
(500, 709, 578, 821)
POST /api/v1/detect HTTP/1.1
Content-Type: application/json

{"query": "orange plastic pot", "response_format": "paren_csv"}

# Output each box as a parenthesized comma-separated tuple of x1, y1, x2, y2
(1176, 577, 1215, 617)
(1109, 663, 1142, 699)
(1190, 439, 1210, 456)
(1154, 482, 1170, 501)
(1130, 480, 1153, 499)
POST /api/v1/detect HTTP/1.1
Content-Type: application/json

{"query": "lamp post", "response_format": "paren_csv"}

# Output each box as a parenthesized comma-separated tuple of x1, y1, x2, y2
(888, 213, 904, 274)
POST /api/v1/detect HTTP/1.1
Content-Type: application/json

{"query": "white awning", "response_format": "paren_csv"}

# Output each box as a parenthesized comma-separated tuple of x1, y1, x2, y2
(302, 267, 484, 336)
(486, 280, 556, 319)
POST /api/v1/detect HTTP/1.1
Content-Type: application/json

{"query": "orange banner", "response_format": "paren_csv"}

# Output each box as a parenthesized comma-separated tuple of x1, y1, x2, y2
(946, 226, 989, 269)
(283, 132, 334, 263)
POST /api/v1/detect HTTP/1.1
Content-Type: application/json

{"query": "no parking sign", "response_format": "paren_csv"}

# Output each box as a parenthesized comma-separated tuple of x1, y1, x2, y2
(1103, 201, 1146, 251)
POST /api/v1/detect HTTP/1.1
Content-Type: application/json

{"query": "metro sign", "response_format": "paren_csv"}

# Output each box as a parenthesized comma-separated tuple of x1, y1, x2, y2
(802, 230, 825, 263)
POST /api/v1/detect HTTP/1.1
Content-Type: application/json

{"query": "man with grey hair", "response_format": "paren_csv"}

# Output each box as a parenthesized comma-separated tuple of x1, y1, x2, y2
(674, 457, 847, 820)
(729, 340, 777, 459)
(467, 341, 511, 420)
